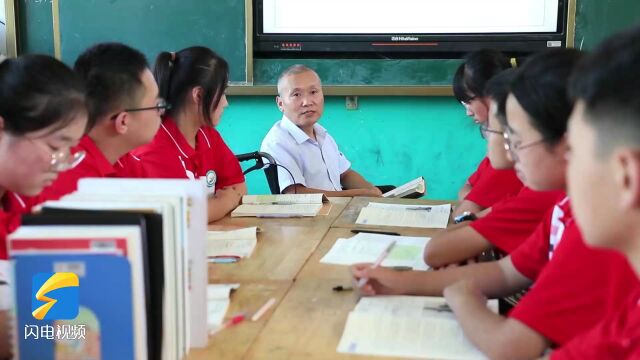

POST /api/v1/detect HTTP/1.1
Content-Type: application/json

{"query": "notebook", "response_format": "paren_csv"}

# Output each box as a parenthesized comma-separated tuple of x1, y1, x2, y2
(241, 193, 328, 205)
(207, 227, 258, 258)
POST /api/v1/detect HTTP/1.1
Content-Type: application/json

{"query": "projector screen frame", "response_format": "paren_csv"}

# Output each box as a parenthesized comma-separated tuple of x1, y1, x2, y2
(254, 0, 571, 56)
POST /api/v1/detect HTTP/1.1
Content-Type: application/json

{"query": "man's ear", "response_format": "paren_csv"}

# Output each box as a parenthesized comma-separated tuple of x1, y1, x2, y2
(112, 111, 130, 135)
(614, 150, 640, 209)
(276, 96, 284, 112)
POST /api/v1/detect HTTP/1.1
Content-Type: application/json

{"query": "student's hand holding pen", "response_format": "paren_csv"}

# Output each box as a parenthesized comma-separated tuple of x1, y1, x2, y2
(350, 264, 407, 296)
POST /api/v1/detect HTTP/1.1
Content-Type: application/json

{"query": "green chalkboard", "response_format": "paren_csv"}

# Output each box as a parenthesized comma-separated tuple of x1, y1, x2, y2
(254, 59, 462, 86)
(17, 0, 54, 55)
(57, 0, 247, 82)
(16, 0, 640, 86)
(574, 0, 640, 50)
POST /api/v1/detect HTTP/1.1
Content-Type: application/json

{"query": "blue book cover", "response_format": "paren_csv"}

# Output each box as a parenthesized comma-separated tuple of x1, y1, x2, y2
(14, 254, 135, 360)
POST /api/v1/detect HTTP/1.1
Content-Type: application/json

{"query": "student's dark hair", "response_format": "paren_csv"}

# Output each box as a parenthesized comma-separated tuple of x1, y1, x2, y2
(510, 48, 583, 146)
(453, 49, 511, 102)
(569, 25, 640, 157)
(154, 46, 229, 126)
(484, 68, 518, 126)
(74, 42, 149, 130)
(0, 54, 86, 136)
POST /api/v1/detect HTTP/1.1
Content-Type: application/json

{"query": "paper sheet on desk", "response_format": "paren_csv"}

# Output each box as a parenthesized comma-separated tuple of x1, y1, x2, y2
(355, 203, 451, 229)
(207, 284, 240, 330)
(320, 233, 430, 270)
(207, 227, 258, 258)
(338, 295, 498, 360)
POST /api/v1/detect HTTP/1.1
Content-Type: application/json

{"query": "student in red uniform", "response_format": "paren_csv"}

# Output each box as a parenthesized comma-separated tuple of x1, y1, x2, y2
(131, 47, 247, 222)
(351, 49, 638, 359)
(32, 43, 162, 202)
(545, 26, 640, 360)
(0, 55, 88, 359)
(425, 69, 565, 267)
(453, 50, 523, 217)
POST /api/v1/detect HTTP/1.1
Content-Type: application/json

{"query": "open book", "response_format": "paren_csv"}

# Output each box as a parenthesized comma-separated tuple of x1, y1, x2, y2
(383, 177, 426, 198)
(338, 296, 498, 359)
(356, 203, 452, 229)
(320, 233, 430, 270)
(241, 194, 328, 205)
(207, 227, 258, 258)
(232, 194, 328, 218)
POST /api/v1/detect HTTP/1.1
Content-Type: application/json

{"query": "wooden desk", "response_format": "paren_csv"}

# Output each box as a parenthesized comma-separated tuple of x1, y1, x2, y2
(331, 197, 454, 232)
(213, 197, 350, 229)
(207, 198, 350, 282)
(186, 280, 291, 360)
(208, 222, 331, 282)
(243, 278, 410, 360)
(297, 227, 438, 281)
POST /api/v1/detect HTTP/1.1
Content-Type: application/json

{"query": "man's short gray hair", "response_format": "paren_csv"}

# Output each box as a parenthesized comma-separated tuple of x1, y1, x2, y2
(277, 64, 317, 96)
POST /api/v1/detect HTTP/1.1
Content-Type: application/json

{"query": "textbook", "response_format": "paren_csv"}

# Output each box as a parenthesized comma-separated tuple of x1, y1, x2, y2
(382, 177, 427, 199)
(18, 210, 165, 360)
(338, 295, 498, 359)
(207, 283, 240, 331)
(231, 204, 323, 218)
(13, 253, 138, 360)
(320, 232, 430, 270)
(355, 203, 452, 229)
(241, 193, 328, 205)
(207, 227, 258, 258)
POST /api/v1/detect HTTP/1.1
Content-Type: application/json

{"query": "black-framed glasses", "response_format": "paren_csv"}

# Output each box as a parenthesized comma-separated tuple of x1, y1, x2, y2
(479, 124, 504, 139)
(125, 98, 171, 116)
(503, 131, 547, 162)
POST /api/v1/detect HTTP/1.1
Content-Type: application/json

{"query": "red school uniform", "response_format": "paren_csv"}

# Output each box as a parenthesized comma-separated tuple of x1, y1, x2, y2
(0, 192, 35, 259)
(507, 198, 639, 345)
(465, 157, 523, 208)
(551, 285, 640, 360)
(469, 187, 566, 253)
(130, 118, 244, 196)
(27, 135, 144, 205)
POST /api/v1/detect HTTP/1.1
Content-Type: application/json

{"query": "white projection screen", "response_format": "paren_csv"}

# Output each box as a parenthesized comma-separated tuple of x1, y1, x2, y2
(254, 0, 569, 54)
(262, 0, 560, 35)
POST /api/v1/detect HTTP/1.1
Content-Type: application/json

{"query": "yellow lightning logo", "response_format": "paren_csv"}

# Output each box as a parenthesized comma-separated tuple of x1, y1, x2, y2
(32, 273, 79, 320)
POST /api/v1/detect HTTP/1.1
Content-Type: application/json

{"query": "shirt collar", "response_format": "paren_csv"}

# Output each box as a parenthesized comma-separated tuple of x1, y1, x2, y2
(160, 117, 197, 158)
(80, 135, 117, 177)
(281, 115, 326, 145)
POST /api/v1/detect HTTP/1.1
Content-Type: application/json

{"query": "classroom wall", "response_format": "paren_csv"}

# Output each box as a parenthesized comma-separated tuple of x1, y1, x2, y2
(220, 96, 485, 199)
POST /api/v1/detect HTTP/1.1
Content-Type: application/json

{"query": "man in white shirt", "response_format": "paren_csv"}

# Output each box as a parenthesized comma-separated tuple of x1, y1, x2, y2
(261, 65, 382, 197)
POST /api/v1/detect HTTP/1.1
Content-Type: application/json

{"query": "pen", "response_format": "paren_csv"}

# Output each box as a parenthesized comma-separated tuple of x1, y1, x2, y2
(252, 297, 276, 321)
(406, 206, 432, 212)
(357, 241, 396, 288)
(265, 202, 295, 205)
(332, 285, 353, 292)
(350, 229, 400, 236)
(422, 304, 452, 313)
(208, 256, 241, 264)
(210, 313, 246, 335)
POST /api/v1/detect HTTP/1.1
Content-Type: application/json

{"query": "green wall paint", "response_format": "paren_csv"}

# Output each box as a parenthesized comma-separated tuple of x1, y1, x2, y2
(218, 96, 485, 199)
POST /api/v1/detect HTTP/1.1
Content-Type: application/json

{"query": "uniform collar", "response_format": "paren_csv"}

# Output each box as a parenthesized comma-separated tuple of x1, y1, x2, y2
(281, 115, 326, 145)
(160, 117, 197, 158)
(79, 135, 117, 177)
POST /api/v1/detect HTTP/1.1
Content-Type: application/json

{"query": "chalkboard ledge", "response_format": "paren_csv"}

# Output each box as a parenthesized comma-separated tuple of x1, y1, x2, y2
(227, 85, 453, 96)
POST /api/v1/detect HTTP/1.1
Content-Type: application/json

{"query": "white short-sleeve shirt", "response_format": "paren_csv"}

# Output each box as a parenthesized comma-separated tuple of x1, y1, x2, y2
(260, 116, 351, 192)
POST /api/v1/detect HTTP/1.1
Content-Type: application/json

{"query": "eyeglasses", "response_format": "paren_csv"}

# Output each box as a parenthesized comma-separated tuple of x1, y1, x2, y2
(124, 98, 171, 116)
(479, 124, 504, 140)
(50, 149, 86, 172)
(27, 137, 86, 172)
(503, 131, 547, 162)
